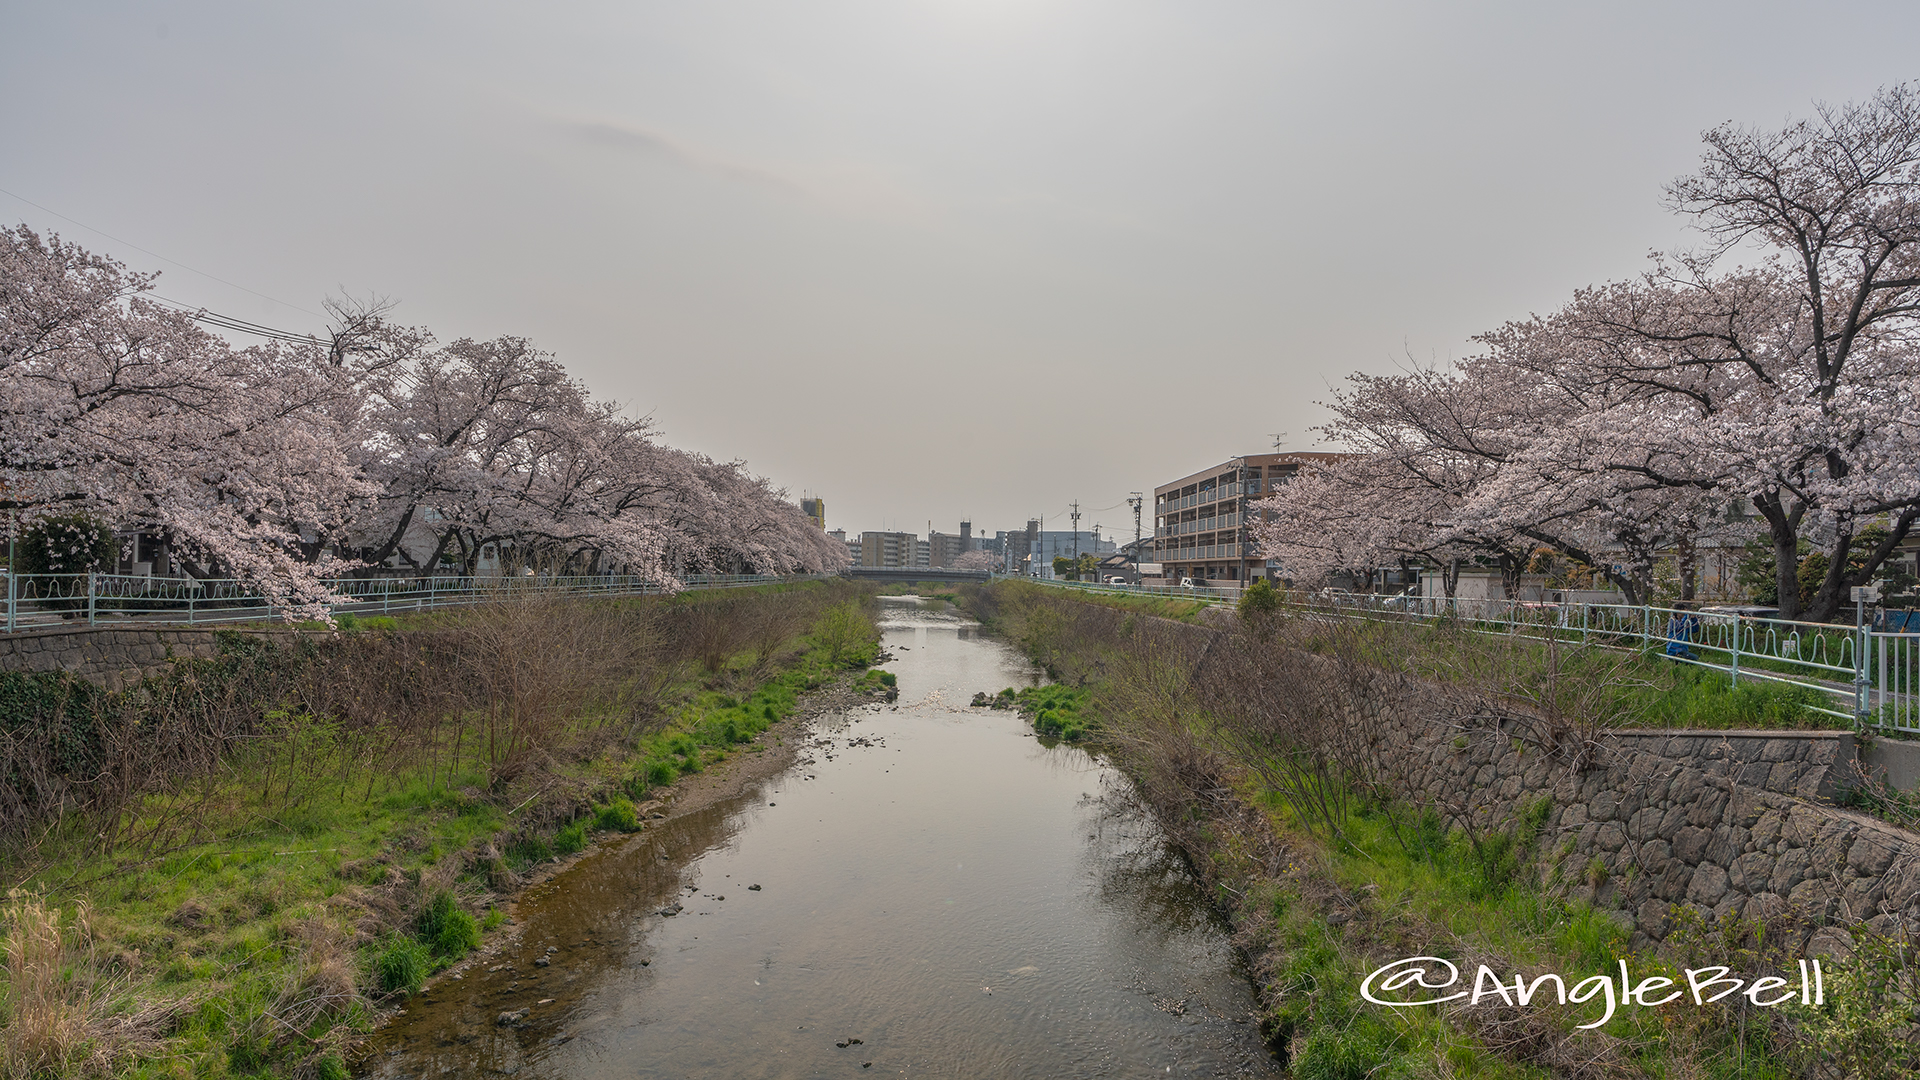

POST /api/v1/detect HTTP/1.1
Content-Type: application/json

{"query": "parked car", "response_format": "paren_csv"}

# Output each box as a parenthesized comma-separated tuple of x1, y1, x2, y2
(1104, 576, 1129, 585)
(1179, 578, 1197, 588)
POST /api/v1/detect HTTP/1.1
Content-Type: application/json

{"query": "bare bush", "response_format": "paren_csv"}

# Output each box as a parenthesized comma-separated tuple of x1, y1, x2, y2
(448, 597, 661, 789)
(1189, 616, 1412, 849)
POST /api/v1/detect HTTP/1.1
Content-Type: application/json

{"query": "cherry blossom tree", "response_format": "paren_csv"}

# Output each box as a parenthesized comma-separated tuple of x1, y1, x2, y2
(0, 226, 368, 615)
(951, 550, 995, 572)
(1259, 86, 1920, 620)
(2, 224, 845, 616)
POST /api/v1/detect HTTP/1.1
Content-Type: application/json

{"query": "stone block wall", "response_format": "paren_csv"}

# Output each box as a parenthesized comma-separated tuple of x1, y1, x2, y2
(1376, 699, 1920, 951)
(1609, 729, 1854, 802)
(0, 626, 225, 690)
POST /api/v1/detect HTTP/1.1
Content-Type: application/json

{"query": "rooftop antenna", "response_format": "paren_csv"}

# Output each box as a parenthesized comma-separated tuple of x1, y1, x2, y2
(1269, 431, 1289, 450)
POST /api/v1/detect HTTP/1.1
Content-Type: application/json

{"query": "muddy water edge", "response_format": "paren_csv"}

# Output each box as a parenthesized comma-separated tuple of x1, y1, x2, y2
(357, 595, 1279, 1078)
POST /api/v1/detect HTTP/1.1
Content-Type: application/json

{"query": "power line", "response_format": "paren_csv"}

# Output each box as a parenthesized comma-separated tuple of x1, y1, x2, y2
(148, 295, 327, 345)
(0, 184, 327, 319)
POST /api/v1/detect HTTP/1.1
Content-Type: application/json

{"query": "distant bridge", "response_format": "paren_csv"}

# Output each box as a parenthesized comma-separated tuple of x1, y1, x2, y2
(843, 566, 991, 584)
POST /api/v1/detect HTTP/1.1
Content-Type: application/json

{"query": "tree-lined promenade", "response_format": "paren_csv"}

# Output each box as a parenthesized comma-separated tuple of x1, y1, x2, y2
(1258, 85, 1920, 623)
(0, 236, 847, 620)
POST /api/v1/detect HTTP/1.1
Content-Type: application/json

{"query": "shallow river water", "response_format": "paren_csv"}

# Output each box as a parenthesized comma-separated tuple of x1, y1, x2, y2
(360, 596, 1278, 1078)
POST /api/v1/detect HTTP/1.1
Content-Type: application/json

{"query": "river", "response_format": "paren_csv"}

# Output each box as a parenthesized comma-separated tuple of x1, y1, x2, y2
(359, 595, 1278, 1078)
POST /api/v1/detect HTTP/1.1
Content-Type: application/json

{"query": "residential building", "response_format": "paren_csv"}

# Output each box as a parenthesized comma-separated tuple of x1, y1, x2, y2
(1152, 452, 1349, 586)
(860, 531, 919, 568)
(995, 520, 1042, 575)
(928, 522, 975, 568)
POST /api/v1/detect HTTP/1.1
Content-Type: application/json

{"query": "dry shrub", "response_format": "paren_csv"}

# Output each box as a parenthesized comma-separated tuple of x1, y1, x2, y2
(1407, 621, 1653, 770)
(2, 896, 93, 1078)
(666, 593, 749, 674)
(255, 919, 357, 1055)
(1189, 617, 1411, 848)
(446, 597, 659, 789)
(659, 582, 861, 680)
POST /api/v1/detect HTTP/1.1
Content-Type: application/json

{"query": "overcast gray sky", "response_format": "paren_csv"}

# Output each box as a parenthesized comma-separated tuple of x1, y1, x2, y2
(5, 2, 1917, 540)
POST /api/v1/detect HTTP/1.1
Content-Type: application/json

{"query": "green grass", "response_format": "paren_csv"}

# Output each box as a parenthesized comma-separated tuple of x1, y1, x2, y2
(974, 578, 1216, 623)
(1241, 787, 1800, 1078)
(998, 581, 1848, 730)
(1634, 665, 1843, 729)
(0, 587, 883, 1079)
(1015, 684, 1093, 741)
(1308, 616, 1845, 731)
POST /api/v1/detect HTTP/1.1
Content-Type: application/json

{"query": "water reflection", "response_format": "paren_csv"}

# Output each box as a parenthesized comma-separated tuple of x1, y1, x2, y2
(359, 596, 1275, 1078)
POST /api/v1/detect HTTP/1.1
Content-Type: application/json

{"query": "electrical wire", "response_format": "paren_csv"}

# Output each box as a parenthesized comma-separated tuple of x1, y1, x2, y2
(0, 184, 328, 319)
(147, 295, 327, 345)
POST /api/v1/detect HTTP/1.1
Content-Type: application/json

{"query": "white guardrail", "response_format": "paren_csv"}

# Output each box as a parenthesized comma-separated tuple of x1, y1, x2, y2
(1010, 576, 1920, 734)
(0, 571, 822, 634)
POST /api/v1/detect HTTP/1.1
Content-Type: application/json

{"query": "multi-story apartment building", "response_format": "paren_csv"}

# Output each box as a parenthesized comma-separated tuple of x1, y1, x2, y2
(928, 521, 975, 568)
(1152, 452, 1347, 586)
(859, 531, 919, 568)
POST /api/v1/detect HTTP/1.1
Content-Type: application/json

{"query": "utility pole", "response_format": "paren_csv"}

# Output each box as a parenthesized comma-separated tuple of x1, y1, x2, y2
(1070, 501, 1081, 563)
(1128, 492, 1143, 551)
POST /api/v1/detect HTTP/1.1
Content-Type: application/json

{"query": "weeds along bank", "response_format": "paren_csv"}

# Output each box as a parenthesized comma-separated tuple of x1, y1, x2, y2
(960, 580, 1920, 1079)
(0, 581, 881, 1080)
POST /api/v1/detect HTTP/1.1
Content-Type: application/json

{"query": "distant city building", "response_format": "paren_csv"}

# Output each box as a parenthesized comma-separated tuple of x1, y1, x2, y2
(829, 528, 859, 565)
(1152, 452, 1348, 585)
(799, 497, 826, 530)
(928, 521, 977, 568)
(916, 539, 930, 567)
(929, 532, 964, 568)
(1011, 529, 1117, 578)
(994, 520, 1041, 575)
(860, 531, 919, 568)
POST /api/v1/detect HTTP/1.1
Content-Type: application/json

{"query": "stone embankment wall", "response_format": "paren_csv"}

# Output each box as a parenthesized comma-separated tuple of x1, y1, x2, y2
(1379, 704, 1920, 952)
(0, 625, 227, 690)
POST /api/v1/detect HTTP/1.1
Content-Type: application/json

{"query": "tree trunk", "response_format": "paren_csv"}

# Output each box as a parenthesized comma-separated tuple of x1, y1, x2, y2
(1498, 552, 1524, 599)
(1803, 510, 1920, 622)
(1751, 491, 1803, 621)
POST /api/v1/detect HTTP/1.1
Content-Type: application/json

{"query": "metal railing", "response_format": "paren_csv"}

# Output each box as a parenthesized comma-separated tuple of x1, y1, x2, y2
(1010, 576, 1920, 733)
(1, 570, 815, 633)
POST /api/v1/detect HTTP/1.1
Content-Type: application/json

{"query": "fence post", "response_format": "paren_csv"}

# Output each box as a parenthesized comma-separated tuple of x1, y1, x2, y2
(1857, 593, 1871, 727)
(87, 571, 96, 626)
(1729, 613, 1740, 686)
(1642, 605, 1651, 651)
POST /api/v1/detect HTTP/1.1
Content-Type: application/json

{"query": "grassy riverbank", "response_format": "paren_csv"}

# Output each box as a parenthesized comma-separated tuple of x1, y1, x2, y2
(959, 580, 1917, 1079)
(968, 579, 1836, 732)
(0, 582, 881, 1080)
